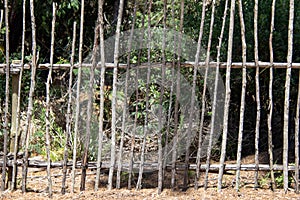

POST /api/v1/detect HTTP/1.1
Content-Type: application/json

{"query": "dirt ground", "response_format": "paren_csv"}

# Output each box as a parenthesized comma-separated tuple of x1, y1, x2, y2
(0, 166, 300, 200)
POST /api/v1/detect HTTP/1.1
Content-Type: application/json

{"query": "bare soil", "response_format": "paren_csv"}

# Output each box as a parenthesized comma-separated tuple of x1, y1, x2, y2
(0, 164, 300, 200)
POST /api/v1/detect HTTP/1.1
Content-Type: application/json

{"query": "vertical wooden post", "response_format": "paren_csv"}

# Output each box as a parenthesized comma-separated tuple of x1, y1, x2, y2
(10, 61, 20, 152)
(9, 60, 21, 189)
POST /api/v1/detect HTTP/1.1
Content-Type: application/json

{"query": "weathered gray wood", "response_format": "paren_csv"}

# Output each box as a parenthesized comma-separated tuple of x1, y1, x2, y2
(12, 0, 26, 190)
(197, 0, 228, 191)
(136, 0, 153, 190)
(170, 0, 185, 191)
(157, 0, 166, 194)
(79, 0, 100, 191)
(108, 0, 125, 190)
(4, 61, 300, 72)
(2, 158, 300, 172)
(203, 0, 217, 191)
(191, 0, 207, 191)
(254, 0, 261, 189)
(268, 0, 276, 191)
(71, 0, 85, 193)
(218, 0, 236, 192)
(283, 0, 294, 193)
(116, 0, 137, 189)
(295, 70, 300, 194)
(22, 0, 37, 193)
(235, 0, 247, 191)
(44, 3, 57, 197)
(2, 0, 9, 192)
(127, 2, 147, 190)
(61, 21, 77, 195)
(8, 64, 19, 189)
(95, 0, 106, 191)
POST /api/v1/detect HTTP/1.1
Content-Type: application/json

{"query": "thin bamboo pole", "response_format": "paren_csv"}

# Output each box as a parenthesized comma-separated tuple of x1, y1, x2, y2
(108, 0, 125, 190)
(268, 0, 276, 191)
(217, 0, 236, 192)
(283, 0, 294, 193)
(235, 0, 247, 191)
(1, 0, 9, 191)
(71, 0, 85, 193)
(22, 0, 37, 193)
(61, 21, 77, 195)
(95, 0, 106, 191)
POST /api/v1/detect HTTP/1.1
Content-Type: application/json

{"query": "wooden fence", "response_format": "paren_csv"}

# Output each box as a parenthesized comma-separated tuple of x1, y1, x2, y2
(0, 0, 299, 197)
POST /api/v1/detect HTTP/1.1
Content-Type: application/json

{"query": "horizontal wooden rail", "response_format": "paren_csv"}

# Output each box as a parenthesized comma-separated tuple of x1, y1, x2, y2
(0, 158, 297, 172)
(0, 61, 300, 73)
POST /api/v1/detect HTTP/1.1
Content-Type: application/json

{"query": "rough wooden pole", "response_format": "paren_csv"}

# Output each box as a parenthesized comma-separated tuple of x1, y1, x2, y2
(108, 0, 125, 190)
(71, 0, 85, 193)
(116, 0, 137, 189)
(254, 0, 261, 188)
(283, 0, 294, 193)
(198, 0, 228, 191)
(217, 0, 235, 192)
(10, 70, 19, 153)
(61, 21, 76, 195)
(163, 0, 175, 176)
(157, 0, 167, 194)
(79, 1, 100, 191)
(136, 0, 153, 190)
(128, 2, 147, 190)
(44, 3, 57, 197)
(12, 0, 26, 190)
(203, 0, 217, 190)
(190, 0, 207, 190)
(22, 0, 37, 193)
(170, 0, 184, 191)
(235, 0, 247, 191)
(2, 0, 9, 191)
(94, 0, 107, 191)
(9, 66, 19, 189)
(268, 0, 276, 191)
(295, 69, 300, 194)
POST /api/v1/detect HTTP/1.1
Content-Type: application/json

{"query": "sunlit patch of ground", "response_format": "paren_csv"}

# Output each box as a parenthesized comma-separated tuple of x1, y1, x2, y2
(0, 165, 299, 200)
